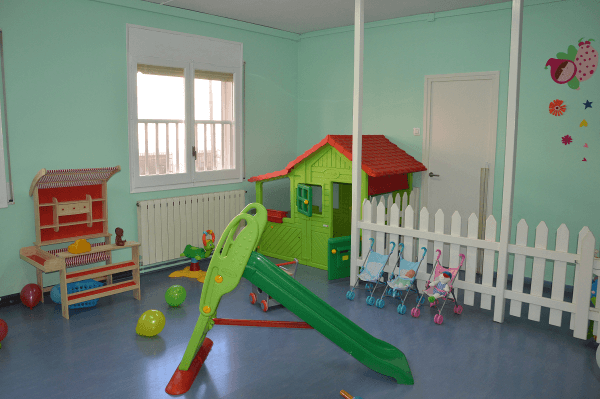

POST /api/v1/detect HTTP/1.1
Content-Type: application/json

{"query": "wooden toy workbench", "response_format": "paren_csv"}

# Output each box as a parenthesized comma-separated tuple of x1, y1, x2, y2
(19, 166, 141, 319)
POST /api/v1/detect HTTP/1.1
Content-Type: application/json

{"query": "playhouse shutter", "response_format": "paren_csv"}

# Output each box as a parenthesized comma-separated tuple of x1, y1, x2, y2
(297, 184, 312, 217)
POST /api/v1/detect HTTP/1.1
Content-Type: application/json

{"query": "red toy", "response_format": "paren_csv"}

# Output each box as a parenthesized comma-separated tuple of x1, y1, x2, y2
(0, 319, 7, 348)
(20, 283, 42, 309)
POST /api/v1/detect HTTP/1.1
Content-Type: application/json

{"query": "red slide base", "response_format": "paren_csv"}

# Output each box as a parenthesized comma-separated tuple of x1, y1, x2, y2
(213, 318, 313, 329)
(165, 338, 213, 395)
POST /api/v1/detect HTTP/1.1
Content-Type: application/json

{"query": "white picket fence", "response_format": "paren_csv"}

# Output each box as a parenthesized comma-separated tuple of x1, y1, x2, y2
(355, 193, 600, 341)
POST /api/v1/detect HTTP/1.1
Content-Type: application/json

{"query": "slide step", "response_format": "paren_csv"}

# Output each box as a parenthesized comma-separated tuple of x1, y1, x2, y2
(66, 261, 137, 283)
(68, 280, 137, 305)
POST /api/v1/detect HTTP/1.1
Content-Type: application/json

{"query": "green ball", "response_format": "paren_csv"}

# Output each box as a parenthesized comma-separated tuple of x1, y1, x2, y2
(165, 285, 187, 307)
(136, 310, 166, 337)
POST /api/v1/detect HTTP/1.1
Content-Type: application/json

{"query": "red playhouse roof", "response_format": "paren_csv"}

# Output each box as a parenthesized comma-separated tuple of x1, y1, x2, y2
(249, 135, 427, 183)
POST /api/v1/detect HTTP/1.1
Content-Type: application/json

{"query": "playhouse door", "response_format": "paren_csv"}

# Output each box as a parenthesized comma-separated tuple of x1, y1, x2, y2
(332, 183, 352, 238)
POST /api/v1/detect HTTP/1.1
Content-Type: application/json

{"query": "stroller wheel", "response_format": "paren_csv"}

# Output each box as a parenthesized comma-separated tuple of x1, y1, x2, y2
(261, 300, 269, 312)
(366, 296, 375, 306)
(454, 305, 463, 314)
(411, 307, 420, 318)
(434, 314, 444, 324)
(365, 283, 372, 290)
(249, 293, 257, 305)
(376, 299, 385, 309)
(385, 288, 392, 296)
(397, 304, 407, 315)
(346, 291, 355, 301)
(417, 296, 426, 305)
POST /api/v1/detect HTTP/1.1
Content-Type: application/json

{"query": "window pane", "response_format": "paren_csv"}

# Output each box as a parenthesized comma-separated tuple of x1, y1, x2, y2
(137, 64, 186, 176)
(194, 70, 234, 172)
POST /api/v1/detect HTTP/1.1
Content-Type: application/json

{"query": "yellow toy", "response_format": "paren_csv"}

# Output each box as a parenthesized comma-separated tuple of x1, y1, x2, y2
(67, 239, 91, 254)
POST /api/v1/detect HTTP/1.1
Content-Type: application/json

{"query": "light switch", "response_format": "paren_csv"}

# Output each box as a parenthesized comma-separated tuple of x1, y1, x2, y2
(413, 128, 420, 136)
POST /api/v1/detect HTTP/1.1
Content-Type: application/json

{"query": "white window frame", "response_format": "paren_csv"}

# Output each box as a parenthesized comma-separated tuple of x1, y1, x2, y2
(126, 24, 244, 193)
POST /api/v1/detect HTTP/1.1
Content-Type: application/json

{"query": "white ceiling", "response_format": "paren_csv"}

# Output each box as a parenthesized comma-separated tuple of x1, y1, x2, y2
(142, 0, 509, 35)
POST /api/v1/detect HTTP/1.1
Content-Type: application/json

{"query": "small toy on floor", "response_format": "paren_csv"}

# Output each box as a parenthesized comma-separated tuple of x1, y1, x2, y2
(340, 390, 363, 399)
(20, 284, 42, 309)
(165, 285, 187, 307)
(0, 319, 7, 349)
(115, 227, 126, 246)
(136, 310, 166, 337)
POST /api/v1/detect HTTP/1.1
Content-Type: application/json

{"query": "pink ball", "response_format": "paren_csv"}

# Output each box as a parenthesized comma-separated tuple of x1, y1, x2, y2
(20, 284, 42, 309)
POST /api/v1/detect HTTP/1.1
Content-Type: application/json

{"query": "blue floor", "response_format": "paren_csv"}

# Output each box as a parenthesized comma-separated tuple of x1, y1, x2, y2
(1, 259, 599, 399)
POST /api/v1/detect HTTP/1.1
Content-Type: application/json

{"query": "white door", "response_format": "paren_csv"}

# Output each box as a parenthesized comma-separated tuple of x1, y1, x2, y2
(422, 72, 499, 265)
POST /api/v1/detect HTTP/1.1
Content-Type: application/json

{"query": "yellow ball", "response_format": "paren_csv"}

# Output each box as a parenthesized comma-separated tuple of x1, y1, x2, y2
(136, 310, 166, 337)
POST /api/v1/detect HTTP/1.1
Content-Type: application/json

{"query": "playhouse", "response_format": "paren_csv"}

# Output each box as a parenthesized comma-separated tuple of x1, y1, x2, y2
(248, 134, 426, 270)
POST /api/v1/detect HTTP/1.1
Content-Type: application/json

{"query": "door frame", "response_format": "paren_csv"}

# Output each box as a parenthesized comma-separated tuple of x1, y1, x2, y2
(421, 71, 500, 217)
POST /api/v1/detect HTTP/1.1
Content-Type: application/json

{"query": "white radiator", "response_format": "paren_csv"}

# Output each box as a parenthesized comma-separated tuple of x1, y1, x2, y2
(137, 189, 245, 267)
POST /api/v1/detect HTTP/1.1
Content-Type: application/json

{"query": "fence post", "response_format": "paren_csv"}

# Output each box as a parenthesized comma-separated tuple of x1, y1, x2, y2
(573, 231, 595, 339)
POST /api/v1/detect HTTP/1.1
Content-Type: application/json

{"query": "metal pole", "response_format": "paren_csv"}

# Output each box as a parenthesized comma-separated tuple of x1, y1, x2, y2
(494, 0, 524, 323)
(350, 0, 364, 287)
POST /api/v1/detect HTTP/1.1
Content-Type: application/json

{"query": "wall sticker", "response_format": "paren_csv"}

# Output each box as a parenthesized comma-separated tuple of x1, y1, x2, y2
(549, 99, 567, 116)
(546, 38, 596, 90)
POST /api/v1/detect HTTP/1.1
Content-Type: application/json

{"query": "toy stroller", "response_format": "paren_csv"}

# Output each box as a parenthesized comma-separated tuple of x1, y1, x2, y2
(379, 244, 427, 314)
(411, 249, 465, 324)
(249, 259, 299, 312)
(346, 238, 396, 307)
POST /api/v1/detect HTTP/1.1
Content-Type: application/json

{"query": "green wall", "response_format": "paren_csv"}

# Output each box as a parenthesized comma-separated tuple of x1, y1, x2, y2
(297, 0, 600, 281)
(0, 0, 298, 297)
(1, 0, 598, 297)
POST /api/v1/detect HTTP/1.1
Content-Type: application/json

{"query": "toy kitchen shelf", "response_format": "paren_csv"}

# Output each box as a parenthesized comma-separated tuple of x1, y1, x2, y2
(19, 166, 141, 320)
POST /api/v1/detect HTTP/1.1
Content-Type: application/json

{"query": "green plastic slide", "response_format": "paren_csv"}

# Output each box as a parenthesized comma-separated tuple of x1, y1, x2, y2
(175, 203, 413, 386)
(243, 251, 413, 384)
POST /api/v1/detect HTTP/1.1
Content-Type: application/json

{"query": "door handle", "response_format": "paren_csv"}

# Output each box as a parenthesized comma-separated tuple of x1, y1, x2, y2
(429, 172, 439, 177)
(192, 146, 197, 160)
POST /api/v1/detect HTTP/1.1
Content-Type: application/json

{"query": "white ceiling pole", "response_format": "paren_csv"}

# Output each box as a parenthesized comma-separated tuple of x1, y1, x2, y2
(494, 0, 524, 323)
(350, 0, 364, 287)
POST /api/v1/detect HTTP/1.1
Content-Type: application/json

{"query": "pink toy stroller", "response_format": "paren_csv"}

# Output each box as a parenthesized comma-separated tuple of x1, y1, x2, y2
(411, 249, 465, 325)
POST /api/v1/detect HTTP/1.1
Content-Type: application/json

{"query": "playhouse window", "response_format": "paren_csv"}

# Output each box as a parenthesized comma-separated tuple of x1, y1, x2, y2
(262, 178, 291, 214)
(127, 25, 244, 193)
(297, 184, 322, 216)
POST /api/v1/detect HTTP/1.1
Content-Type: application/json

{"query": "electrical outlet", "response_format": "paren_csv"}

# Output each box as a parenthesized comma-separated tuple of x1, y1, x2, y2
(413, 128, 420, 136)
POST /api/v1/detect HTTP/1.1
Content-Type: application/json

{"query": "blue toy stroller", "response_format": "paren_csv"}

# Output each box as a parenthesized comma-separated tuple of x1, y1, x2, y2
(379, 244, 427, 313)
(346, 238, 396, 307)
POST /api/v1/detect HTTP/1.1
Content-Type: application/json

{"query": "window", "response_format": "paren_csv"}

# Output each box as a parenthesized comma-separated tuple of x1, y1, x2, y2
(296, 184, 322, 217)
(127, 25, 243, 193)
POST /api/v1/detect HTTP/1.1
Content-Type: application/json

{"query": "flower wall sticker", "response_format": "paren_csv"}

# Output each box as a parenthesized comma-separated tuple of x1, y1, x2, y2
(549, 99, 567, 115)
(562, 135, 573, 145)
